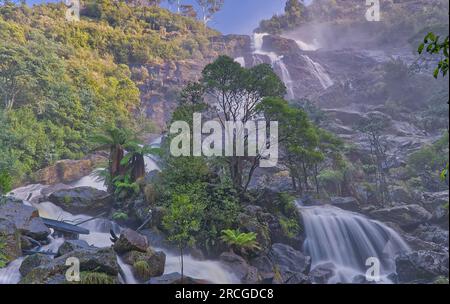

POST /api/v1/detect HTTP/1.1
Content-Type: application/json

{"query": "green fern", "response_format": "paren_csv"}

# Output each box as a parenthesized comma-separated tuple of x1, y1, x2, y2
(220, 229, 260, 254)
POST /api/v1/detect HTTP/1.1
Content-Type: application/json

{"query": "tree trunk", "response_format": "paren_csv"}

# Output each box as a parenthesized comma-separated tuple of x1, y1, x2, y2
(180, 246, 184, 284)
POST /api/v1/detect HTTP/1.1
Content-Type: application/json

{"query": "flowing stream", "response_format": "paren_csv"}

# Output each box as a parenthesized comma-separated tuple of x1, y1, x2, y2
(299, 203, 410, 283)
(0, 137, 238, 284)
(252, 33, 295, 100)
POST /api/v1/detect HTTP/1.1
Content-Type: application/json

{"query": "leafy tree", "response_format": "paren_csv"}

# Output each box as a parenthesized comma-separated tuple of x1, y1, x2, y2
(195, 0, 223, 24)
(0, 170, 12, 194)
(418, 32, 449, 79)
(162, 193, 205, 282)
(201, 56, 285, 192)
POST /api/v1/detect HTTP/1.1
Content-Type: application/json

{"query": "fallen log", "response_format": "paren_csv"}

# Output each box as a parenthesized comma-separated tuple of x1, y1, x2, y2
(42, 218, 90, 235)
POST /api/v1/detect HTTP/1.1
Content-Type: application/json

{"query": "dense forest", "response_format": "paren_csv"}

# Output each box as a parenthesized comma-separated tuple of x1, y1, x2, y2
(0, 0, 449, 286)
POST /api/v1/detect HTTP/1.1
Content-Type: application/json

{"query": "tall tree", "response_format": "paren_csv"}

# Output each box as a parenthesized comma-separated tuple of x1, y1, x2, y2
(201, 56, 285, 192)
(195, 0, 223, 24)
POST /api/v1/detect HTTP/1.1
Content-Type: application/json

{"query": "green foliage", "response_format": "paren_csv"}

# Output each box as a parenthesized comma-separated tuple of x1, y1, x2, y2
(0, 170, 12, 194)
(133, 260, 151, 280)
(220, 229, 260, 254)
(256, 0, 306, 34)
(112, 211, 129, 221)
(162, 192, 205, 249)
(113, 174, 140, 199)
(418, 32, 449, 78)
(79, 272, 116, 284)
(279, 216, 300, 239)
(0, 1, 216, 182)
(0, 235, 7, 268)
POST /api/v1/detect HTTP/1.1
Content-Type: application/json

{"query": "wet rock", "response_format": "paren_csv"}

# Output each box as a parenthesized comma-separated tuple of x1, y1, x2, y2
(19, 254, 52, 277)
(48, 187, 113, 216)
(309, 263, 336, 284)
(421, 191, 449, 213)
(122, 249, 166, 281)
(390, 186, 415, 204)
(147, 272, 209, 284)
(20, 247, 119, 284)
(56, 240, 92, 257)
(267, 244, 311, 284)
(220, 252, 260, 284)
(395, 250, 449, 283)
(0, 197, 50, 241)
(412, 225, 448, 247)
(20, 235, 39, 251)
(32, 158, 104, 185)
(33, 154, 105, 185)
(330, 197, 360, 212)
(0, 218, 21, 264)
(113, 229, 149, 254)
(352, 275, 377, 284)
(370, 204, 432, 230)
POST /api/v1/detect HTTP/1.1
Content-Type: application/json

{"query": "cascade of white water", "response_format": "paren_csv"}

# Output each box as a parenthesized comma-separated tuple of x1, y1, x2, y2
(299, 204, 410, 283)
(1, 137, 237, 284)
(234, 57, 246, 67)
(251, 33, 295, 100)
(301, 55, 334, 89)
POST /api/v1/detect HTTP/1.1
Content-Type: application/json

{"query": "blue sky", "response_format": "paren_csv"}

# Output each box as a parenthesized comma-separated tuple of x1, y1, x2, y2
(25, 0, 306, 34)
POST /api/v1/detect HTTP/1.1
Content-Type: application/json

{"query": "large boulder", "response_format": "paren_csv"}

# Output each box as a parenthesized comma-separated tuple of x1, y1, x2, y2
(421, 191, 449, 213)
(330, 197, 360, 212)
(122, 248, 166, 281)
(370, 204, 432, 230)
(390, 186, 415, 204)
(113, 229, 149, 254)
(269, 244, 311, 275)
(412, 225, 449, 247)
(32, 156, 105, 185)
(19, 254, 52, 277)
(219, 252, 260, 284)
(395, 250, 449, 283)
(0, 197, 50, 241)
(250, 244, 312, 284)
(0, 218, 21, 265)
(48, 187, 113, 216)
(20, 247, 119, 284)
(56, 240, 92, 257)
(309, 263, 336, 284)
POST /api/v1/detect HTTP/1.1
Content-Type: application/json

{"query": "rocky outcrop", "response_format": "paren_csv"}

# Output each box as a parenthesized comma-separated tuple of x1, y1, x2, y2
(32, 156, 106, 185)
(251, 243, 311, 284)
(330, 197, 360, 212)
(20, 247, 120, 284)
(113, 229, 149, 254)
(370, 204, 432, 230)
(395, 250, 449, 283)
(122, 249, 166, 281)
(0, 218, 21, 264)
(0, 197, 50, 241)
(56, 240, 93, 257)
(48, 187, 113, 216)
(19, 254, 52, 277)
(220, 252, 260, 284)
(309, 263, 335, 284)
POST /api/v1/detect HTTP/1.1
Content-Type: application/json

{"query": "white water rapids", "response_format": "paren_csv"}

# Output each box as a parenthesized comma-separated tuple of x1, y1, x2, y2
(299, 204, 410, 283)
(0, 137, 238, 284)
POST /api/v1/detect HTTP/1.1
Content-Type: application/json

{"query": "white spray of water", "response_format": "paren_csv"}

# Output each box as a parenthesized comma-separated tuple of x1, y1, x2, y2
(234, 57, 246, 67)
(301, 55, 334, 89)
(252, 33, 295, 100)
(295, 38, 320, 51)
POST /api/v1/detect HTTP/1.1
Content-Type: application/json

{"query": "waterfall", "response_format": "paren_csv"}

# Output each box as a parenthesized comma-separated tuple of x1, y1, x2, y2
(1, 137, 237, 284)
(234, 57, 246, 67)
(299, 204, 410, 283)
(301, 55, 334, 89)
(251, 33, 295, 100)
